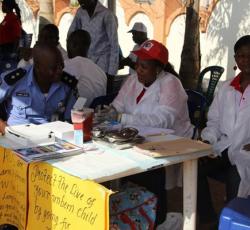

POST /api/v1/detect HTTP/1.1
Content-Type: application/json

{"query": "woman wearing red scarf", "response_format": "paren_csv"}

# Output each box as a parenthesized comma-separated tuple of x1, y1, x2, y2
(0, 0, 21, 53)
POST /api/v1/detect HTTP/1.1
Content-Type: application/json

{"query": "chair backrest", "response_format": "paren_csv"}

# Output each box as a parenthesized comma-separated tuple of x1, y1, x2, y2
(197, 65, 224, 106)
(185, 89, 207, 139)
(89, 93, 118, 109)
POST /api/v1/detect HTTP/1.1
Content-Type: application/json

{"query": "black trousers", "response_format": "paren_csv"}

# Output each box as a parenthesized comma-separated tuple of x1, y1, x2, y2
(197, 149, 241, 223)
(124, 167, 167, 226)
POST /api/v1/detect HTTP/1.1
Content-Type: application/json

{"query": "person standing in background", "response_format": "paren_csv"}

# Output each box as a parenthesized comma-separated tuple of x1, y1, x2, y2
(120, 22, 148, 74)
(0, 0, 21, 51)
(68, 0, 119, 93)
(0, 0, 22, 74)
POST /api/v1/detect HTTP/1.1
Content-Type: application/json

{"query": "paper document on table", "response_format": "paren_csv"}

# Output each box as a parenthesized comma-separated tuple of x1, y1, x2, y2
(5, 124, 55, 145)
(49, 150, 140, 182)
(134, 138, 212, 158)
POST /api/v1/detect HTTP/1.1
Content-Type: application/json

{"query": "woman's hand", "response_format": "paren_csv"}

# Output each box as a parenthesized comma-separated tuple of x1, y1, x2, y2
(0, 119, 7, 135)
(94, 105, 121, 123)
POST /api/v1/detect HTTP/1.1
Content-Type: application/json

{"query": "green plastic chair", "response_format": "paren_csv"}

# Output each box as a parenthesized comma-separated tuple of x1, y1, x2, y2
(196, 66, 224, 106)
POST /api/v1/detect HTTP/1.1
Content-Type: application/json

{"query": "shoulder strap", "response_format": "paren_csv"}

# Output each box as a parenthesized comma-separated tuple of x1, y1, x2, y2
(4, 68, 26, 86)
(61, 71, 78, 89)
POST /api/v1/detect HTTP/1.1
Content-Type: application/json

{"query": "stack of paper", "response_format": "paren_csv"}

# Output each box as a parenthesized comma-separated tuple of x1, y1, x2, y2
(39, 121, 74, 140)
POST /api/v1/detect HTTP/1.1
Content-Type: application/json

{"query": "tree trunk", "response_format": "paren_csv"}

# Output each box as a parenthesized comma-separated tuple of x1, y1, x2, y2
(179, 0, 201, 89)
(38, 0, 54, 31)
(108, 0, 116, 14)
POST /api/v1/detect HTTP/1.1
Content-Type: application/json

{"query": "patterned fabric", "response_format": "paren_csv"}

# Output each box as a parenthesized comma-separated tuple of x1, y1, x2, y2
(110, 183, 157, 230)
(68, 2, 119, 76)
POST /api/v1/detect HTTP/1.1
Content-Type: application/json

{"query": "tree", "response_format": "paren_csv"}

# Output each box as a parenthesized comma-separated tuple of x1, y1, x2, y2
(179, 0, 201, 89)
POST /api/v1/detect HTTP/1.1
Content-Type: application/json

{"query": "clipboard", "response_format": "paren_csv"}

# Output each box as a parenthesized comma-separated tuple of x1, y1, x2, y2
(134, 138, 212, 158)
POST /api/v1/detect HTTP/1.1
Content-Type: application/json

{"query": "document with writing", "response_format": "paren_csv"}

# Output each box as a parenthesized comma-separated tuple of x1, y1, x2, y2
(49, 150, 141, 183)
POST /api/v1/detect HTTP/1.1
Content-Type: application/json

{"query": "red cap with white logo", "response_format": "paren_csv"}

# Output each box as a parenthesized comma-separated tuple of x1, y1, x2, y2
(132, 40, 169, 65)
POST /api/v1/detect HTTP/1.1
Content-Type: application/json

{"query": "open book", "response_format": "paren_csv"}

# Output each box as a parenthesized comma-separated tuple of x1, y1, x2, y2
(14, 138, 84, 162)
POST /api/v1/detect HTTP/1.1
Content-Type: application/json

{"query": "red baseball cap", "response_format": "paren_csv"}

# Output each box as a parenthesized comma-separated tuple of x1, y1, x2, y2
(132, 40, 168, 65)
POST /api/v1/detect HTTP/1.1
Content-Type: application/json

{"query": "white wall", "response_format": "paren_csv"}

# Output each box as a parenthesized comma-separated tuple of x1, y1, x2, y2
(166, 14, 186, 73)
(202, 0, 250, 80)
(58, 13, 74, 49)
(167, 0, 250, 81)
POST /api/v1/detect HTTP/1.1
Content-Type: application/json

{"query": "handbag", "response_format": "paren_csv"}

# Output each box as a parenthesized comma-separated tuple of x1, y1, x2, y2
(110, 182, 157, 230)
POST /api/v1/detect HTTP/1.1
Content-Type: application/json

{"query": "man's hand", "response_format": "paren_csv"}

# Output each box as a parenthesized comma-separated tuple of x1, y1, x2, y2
(0, 119, 7, 135)
(243, 144, 250, 151)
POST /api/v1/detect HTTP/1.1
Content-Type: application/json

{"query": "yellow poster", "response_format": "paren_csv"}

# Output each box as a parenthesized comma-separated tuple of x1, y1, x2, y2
(27, 162, 113, 230)
(0, 147, 28, 230)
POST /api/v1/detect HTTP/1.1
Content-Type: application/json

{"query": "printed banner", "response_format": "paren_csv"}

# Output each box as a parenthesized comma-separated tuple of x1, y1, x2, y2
(0, 148, 28, 230)
(27, 162, 113, 230)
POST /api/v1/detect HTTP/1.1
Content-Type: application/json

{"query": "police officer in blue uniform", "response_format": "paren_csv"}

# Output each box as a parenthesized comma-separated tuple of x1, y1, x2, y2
(0, 43, 78, 134)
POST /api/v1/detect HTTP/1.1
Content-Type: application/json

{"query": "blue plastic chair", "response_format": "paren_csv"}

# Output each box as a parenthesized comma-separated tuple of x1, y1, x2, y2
(89, 93, 118, 109)
(197, 65, 224, 106)
(219, 197, 250, 230)
(185, 89, 207, 139)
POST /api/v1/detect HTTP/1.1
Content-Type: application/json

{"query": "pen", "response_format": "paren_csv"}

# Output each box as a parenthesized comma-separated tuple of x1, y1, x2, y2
(7, 130, 27, 139)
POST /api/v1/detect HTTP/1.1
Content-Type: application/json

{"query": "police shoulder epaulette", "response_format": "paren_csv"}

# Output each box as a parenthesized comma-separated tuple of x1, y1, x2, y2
(61, 71, 78, 89)
(4, 68, 26, 86)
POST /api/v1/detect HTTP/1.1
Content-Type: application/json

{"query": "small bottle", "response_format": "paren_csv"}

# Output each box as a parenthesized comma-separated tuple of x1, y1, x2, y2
(73, 123, 84, 146)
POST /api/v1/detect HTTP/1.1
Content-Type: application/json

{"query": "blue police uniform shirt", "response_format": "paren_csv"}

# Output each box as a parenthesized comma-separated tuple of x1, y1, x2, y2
(0, 65, 77, 125)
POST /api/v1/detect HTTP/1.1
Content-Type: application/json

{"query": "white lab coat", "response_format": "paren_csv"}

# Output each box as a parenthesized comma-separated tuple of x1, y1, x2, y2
(64, 56, 107, 107)
(234, 150, 250, 198)
(112, 71, 193, 190)
(112, 71, 193, 137)
(201, 77, 250, 164)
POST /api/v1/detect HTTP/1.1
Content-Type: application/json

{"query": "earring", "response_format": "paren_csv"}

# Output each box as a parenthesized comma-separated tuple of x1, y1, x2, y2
(233, 65, 237, 71)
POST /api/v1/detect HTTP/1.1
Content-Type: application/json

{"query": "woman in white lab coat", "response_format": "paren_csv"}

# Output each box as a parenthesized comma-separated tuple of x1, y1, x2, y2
(111, 40, 193, 137)
(108, 40, 192, 226)
(198, 35, 250, 226)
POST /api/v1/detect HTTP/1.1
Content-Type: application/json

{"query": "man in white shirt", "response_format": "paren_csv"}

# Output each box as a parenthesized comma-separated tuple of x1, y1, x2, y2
(120, 22, 148, 74)
(67, 0, 119, 77)
(64, 29, 107, 107)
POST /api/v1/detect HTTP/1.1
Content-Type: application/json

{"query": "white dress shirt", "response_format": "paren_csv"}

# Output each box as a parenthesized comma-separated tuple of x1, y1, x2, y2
(64, 56, 107, 107)
(67, 2, 119, 76)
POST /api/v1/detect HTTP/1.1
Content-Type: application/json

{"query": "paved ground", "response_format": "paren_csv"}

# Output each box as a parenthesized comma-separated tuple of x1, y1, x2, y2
(167, 179, 225, 230)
